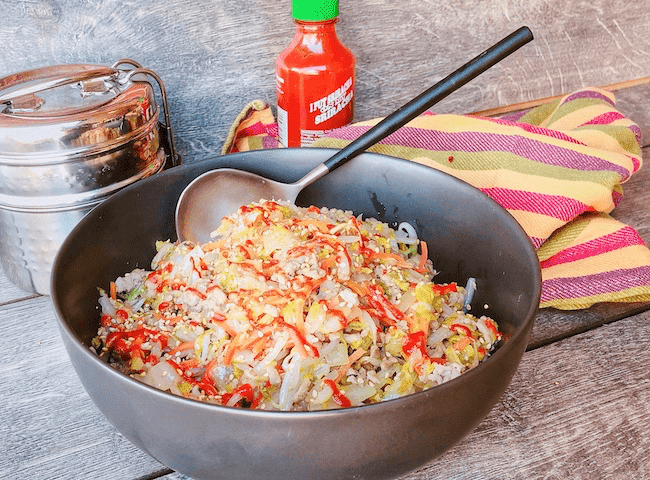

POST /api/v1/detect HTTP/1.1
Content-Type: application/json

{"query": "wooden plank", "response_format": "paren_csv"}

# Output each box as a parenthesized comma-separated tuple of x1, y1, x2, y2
(0, 266, 38, 305)
(4, 298, 650, 479)
(471, 76, 650, 117)
(0, 297, 164, 480)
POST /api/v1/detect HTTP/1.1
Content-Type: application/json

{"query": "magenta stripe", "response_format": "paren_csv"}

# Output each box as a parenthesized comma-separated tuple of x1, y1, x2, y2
(541, 265, 650, 303)
(266, 124, 279, 137)
(531, 236, 545, 250)
(562, 90, 616, 107)
(584, 111, 625, 125)
(326, 126, 632, 180)
(540, 226, 646, 269)
(499, 110, 529, 122)
(480, 116, 585, 145)
(482, 187, 594, 222)
(630, 125, 643, 151)
(262, 136, 280, 149)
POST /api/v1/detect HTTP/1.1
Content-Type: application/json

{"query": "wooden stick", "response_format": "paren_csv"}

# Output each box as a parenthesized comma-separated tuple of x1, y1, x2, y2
(470, 76, 650, 117)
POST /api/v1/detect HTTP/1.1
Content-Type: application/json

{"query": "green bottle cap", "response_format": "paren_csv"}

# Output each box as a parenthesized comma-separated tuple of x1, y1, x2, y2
(292, 0, 339, 21)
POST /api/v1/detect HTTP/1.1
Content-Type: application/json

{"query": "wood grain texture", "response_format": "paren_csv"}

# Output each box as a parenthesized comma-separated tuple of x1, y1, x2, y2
(1, 1, 650, 165)
(0, 267, 37, 305)
(0, 297, 165, 480)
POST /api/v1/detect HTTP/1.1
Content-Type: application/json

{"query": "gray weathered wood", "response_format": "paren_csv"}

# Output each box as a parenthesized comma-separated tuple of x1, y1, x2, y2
(0, 297, 165, 480)
(0, 267, 37, 305)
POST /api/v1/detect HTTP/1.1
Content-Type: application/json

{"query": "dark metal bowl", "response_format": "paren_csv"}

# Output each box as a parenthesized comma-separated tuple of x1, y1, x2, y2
(51, 148, 541, 480)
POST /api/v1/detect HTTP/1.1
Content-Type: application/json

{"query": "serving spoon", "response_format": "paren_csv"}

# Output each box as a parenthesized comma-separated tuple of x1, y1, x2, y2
(176, 26, 533, 244)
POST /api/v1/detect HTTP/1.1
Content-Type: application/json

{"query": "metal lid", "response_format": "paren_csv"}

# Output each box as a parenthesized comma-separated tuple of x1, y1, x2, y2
(0, 60, 176, 162)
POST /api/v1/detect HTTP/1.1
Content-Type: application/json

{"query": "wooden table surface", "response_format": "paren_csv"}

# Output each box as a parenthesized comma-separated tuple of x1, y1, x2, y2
(2, 80, 650, 479)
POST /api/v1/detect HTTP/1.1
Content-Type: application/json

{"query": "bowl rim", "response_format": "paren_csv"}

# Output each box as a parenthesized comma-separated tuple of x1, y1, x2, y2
(51, 148, 542, 417)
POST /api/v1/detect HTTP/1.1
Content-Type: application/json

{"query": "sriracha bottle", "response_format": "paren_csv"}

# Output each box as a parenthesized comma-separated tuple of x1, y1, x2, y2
(276, 0, 356, 148)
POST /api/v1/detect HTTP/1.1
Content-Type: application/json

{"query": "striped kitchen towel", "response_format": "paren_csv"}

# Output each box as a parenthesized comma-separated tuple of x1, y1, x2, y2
(222, 87, 650, 310)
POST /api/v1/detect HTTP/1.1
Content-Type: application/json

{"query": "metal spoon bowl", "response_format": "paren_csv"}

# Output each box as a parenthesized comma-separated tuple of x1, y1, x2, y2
(176, 27, 533, 244)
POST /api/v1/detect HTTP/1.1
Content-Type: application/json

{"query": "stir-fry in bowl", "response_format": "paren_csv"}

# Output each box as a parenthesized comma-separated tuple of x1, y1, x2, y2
(51, 148, 540, 480)
(94, 200, 503, 411)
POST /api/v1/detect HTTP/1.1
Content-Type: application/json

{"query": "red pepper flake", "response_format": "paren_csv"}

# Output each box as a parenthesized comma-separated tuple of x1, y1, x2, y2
(448, 155, 454, 163)
(484, 318, 502, 339)
(432, 282, 457, 295)
(323, 379, 352, 408)
(186, 287, 207, 300)
(190, 257, 203, 277)
(450, 323, 473, 337)
(144, 354, 159, 365)
(402, 331, 429, 358)
(198, 381, 218, 397)
(222, 383, 255, 407)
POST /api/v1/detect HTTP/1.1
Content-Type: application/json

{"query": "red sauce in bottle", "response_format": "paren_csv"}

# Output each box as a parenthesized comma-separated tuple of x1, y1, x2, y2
(276, 0, 355, 148)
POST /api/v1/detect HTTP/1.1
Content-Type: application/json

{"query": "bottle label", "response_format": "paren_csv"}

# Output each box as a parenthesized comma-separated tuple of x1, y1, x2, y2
(309, 77, 354, 127)
(300, 129, 327, 147)
(277, 105, 288, 148)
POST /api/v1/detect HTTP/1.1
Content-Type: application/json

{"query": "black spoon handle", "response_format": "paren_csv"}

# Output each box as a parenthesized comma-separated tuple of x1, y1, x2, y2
(322, 26, 534, 172)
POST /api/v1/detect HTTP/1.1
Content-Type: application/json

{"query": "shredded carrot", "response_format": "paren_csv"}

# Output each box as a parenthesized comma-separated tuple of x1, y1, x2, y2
(369, 250, 413, 268)
(250, 337, 270, 358)
(166, 315, 184, 326)
(413, 357, 427, 376)
(223, 336, 242, 366)
(453, 336, 472, 352)
(211, 318, 238, 337)
(168, 341, 194, 356)
(285, 330, 309, 358)
(179, 358, 199, 370)
(417, 240, 429, 272)
(344, 280, 370, 297)
(298, 218, 331, 233)
(202, 239, 226, 252)
(335, 348, 367, 382)
(110, 281, 117, 300)
(294, 298, 306, 335)
(320, 254, 338, 271)
(241, 329, 271, 351)
(405, 313, 429, 334)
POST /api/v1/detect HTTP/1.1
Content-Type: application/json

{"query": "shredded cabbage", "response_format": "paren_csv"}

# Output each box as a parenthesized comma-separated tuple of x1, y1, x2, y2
(92, 200, 502, 411)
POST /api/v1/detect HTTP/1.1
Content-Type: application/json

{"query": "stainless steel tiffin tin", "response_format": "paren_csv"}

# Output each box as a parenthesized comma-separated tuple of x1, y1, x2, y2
(0, 59, 180, 294)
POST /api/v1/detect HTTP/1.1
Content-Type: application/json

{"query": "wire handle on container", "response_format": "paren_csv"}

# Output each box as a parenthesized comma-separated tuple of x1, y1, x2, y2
(115, 59, 181, 167)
